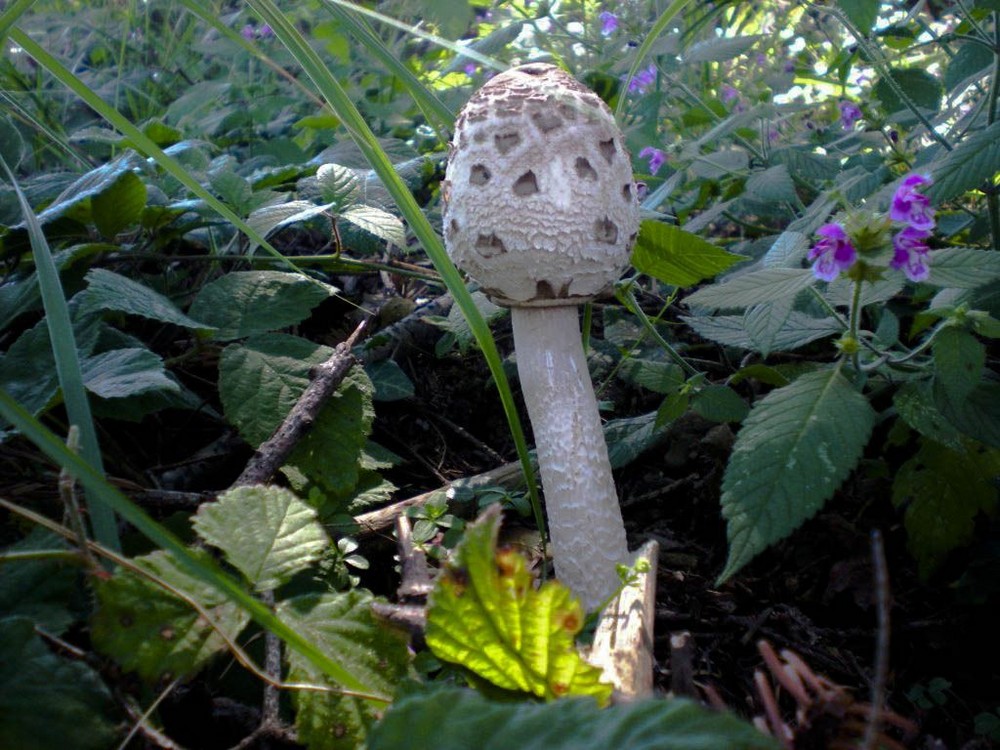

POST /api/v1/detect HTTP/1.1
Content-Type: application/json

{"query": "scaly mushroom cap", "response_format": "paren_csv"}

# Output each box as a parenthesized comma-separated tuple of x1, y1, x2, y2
(443, 63, 640, 307)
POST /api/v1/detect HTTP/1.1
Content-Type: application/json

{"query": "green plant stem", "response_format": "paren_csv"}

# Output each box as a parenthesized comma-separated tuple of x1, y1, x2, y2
(620, 286, 699, 377)
(0, 549, 87, 565)
(848, 278, 863, 375)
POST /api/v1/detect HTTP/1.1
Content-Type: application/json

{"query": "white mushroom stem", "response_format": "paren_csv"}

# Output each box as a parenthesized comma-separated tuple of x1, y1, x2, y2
(510, 304, 629, 609)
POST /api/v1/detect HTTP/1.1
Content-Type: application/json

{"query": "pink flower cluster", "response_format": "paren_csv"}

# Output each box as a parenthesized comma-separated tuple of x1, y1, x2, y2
(808, 174, 935, 282)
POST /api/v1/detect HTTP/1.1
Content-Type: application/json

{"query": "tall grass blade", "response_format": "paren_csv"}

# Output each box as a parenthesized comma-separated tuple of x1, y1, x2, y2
(245, 0, 546, 543)
(0, 0, 37, 41)
(616, 0, 694, 118)
(0, 389, 387, 700)
(0, 154, 120, 554)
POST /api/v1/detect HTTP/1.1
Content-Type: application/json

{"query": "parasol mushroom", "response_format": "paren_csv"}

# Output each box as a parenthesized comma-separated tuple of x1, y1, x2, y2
(442, 63, 640, 609)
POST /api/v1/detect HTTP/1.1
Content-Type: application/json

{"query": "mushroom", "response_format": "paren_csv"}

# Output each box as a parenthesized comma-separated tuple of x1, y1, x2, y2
(442, 63, 640, 609)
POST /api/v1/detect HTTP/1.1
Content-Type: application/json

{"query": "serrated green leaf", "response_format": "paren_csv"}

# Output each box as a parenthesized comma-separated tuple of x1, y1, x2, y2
(894, 380, 964, 450)
(934, 327, 985, 404)
(926, 247, 1000, 288)
(944, 41, 993, 93)
(936, 381, 1000, 448)
(340, 204, 406, 247)
(718, 368, 876, 582)
(368, 686, 779, 750)
(925, 122, 1000, 203)
(837, 0, 878, 32)
(188, 270, 336, 341)
(218, 333, 333, 446)
(0, 530, 80, 635)
(91, 169, 147, 238)
(745, 164, 797, 203)
(279, 590, 411, 750)
(246, 200, 329, 251)
(771, 148, 840, 184)
(193, 486, 329, 592)
(25, 153, 144, 227)
(874, 68, 943, 117)
(315, 163, 360, 207)
(425, 506, 612, 704)
(616, 358, 686, 395)
(691, 148, 749, 179)
(684, 268, 815, 309)
(632, 221, 746, 288)
(893, 440, 1000, 578)
(682, 311, 841, 353)
(282, 368, 376, 514)
(0, 617, 118, 750)
(366, 359, 415, 401)
(692, 384, 748, 423)
(742, 298, 794, 358)
(81, 347, 178, 399)
(91, 549, 251, 681)
(604, 411, 671, 468)
(82, 268, 213, 330)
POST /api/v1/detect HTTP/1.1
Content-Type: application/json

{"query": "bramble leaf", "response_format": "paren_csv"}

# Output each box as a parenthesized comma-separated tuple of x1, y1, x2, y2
(684, 268, 815, 309)
(90, 549, 250, 681)
(718, 368, 876, 582)
(278, 590, 411, 750)
(193, 485, 329, 592)
(425, 506, 612, 705)
(82, 268, 213, 331)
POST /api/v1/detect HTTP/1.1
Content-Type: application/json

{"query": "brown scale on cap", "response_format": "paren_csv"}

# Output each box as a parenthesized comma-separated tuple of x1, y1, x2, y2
(443, 63, 640, 308)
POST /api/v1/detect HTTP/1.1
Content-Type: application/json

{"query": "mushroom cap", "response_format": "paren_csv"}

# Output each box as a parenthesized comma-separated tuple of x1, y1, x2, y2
(443, 63, 640, 307)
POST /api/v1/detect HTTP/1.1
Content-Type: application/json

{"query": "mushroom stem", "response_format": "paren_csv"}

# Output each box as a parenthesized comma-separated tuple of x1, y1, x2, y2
(510, 305, 629, 609)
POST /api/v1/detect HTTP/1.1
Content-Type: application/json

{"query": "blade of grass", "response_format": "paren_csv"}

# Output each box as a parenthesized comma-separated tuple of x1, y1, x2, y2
(615, 0, 694, 118)
(0, 154, 120, 555)
(8, 26, 310, 278)
(0, 389, 387, 701)
(322, 0, 505, 72)
(245, 0, 546, 547)
(321, 2, 455, 140)
(0, 0, 37, 41)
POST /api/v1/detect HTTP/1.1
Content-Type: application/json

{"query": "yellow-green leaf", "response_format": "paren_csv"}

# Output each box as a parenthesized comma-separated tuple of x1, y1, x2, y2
(425, 506, 612, 705)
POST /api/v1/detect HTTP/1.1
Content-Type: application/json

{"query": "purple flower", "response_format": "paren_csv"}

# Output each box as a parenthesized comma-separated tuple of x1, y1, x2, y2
(464, 63, 478, 76)
(808, 223, 857, 281)
(638, 146, 666, 176)
(259, 23, 274, 39)
(599, 11, 619, 36)
(625, 65, 656, 94)
(240, 24, 256, 41)
(890, 174, 935, 231)
(891, 226, 932, 281)
(839, 101, 863, 130)
(721, 84, 739, 103)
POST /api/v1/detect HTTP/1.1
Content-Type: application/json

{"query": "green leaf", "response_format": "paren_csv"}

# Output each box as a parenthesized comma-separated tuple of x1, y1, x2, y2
(936, 381, 1000, 448)
(0, 617, 118, 750)
(894, 380, 964, 451)
(926, 247, 1000, 289)
(944, 40, 993, 93)
(245, 200, 329, 252)
(81, 347, 179, 399)
(745, 164, 798, 204)
(933, 327, 985, 404)
(91, 168, 147, 238)
(893, 440, 1000, 578)
(366, 359, 415, 401)
(91, 549, 251, 681)
(425, 506, 612, 704)
(315, 163, 360, 207)
(282, 368, 375, 512)
(278, 590, 411, 750)
(692, 384, 748, 423)
(682, 311, 840, 353)
(188, 270, 336, 341)
(874, 68, 943, 117)
(684, 268, 815, 309)
(369, 686, 779, 750)
(0, 115, 26, 168)
(0, 531, 81, 635)
(218, 333, 333, 446)
(82, 268, 213, 331)
(925, 122, 1000, 203)
(631, 221, 746, 288)
(718, 368, 876, 582)
(419, 0, 473, 39)
(27, 153, 144, 226)
(193, 486, 329, 592)
(604, 411, 672, 468)
(340, 204, 406, 247)
(837, 0, 879, 32)
(616, 358, 686, 395)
